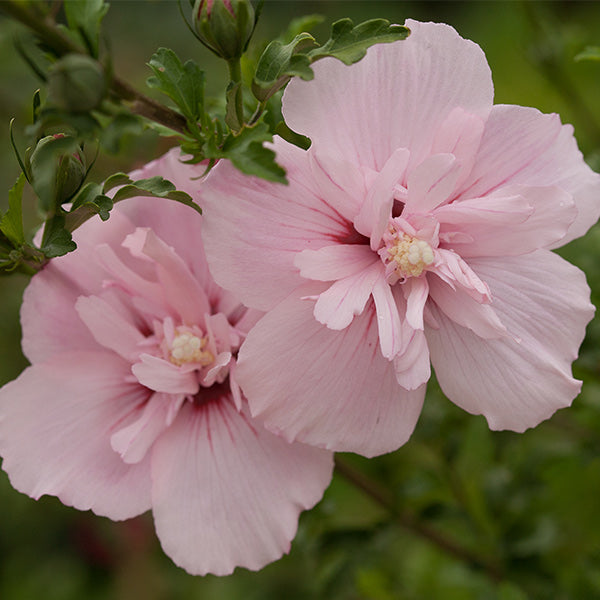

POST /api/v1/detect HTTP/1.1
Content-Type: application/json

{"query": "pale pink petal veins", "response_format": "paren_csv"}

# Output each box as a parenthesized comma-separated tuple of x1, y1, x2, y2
(132, 354, 200, 395)
(354, 147, 410, 248)
(457, 104, 600, 246)
(151, 400, 333, 576)
(0, 352, 152, 520)
(393, 328, 431, 390)
(237, 289, 425, 457)
(313, 261, 383, 330)
(426, 251, 594, 431)
(295, 243, 377, 281)
(20, 209, 136, 363)
(371, 275, 404, 359)
(283, 20, 493, 171)
(201, 139, 353, 311)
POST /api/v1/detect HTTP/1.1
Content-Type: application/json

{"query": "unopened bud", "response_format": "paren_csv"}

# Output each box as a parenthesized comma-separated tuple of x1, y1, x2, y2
(47, 54, 107, 113)
(29, 134, 87, 210)
(193, 0, 255, 61)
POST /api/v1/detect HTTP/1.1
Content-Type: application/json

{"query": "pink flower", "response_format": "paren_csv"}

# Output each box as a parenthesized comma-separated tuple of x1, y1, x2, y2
(200, 21, 600, 457)
(0, 149, 333, 575)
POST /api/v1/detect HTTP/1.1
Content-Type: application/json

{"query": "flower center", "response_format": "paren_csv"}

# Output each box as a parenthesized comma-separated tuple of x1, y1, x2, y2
(169, 330, 214, 366)
(386, 234, 434, 278)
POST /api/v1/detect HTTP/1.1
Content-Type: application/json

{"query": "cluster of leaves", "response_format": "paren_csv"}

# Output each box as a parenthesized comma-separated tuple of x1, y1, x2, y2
(0, 0, 409, 274)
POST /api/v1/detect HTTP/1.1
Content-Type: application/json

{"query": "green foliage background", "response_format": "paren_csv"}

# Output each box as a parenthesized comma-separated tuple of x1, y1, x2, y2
(1, 1, 600, 598)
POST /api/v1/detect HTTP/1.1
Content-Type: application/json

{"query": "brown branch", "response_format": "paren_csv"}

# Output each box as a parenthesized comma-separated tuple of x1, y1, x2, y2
(0, 0, 188, 134)
(334, 455, 505, 583)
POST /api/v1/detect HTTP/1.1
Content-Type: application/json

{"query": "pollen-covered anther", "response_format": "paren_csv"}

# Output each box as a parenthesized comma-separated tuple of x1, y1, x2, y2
(169, 330, 214, 366)
(387, 234, 434, 278)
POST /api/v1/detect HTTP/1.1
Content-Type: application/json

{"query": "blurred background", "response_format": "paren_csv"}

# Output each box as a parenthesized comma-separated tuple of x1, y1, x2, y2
(1, 1, 600, 598)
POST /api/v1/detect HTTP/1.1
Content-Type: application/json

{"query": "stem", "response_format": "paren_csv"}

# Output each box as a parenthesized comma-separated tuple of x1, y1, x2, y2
(334, 455, 504, 583)
(227, 58, 244, 131)
(0, 0, 188, 135)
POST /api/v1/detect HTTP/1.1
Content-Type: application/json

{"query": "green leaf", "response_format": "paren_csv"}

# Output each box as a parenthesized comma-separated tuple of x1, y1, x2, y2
(275, 120, 311, 150)
(40, 214, 77, 258)
(109, 175, 202, 215)
(575, 46, 600, 62)
(64, 0, 110, 58)
(252, 33, 316, 102)
(308, 18, 410, 65)
(147, 48, 205, 124)
(0, 173, 26, 246)
(70, 182, 113, 221)
(220, 122, 286, 183)
(278, 14, 325, 43)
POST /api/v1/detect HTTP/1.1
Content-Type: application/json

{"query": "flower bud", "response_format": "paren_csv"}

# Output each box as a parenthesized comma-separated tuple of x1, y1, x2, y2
(29, 134, 87, 210)
(193, 0, 255, 61)
(47, 54, 107, 113)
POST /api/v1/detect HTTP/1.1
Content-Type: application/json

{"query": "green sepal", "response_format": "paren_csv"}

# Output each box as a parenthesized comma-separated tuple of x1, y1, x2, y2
(308, 18, 410, 65)
(147, 48, 205, 124)
(0, 173, 26, 246)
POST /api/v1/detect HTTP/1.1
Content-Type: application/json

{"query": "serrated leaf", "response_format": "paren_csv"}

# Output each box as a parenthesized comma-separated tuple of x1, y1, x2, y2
(575, 46, 600, 62)
(0, 173, 26, 246)
(70, 182, 113, 219)
(40, 214, 77, 258)
(252, 33, 316, 102)
(279, 14, 325, 43)
(147, 48, 205, 124)
(110, 175, 202, 215)
(102, 172, 133, 194)
(220, 122, 286, 183)
(64, 0, 110, 58)
(308, 18, 409, 65)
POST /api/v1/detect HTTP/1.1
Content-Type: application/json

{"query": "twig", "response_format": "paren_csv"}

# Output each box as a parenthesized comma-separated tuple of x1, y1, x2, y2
(0, 0, 188, 134)
(334, 455, 505, 583)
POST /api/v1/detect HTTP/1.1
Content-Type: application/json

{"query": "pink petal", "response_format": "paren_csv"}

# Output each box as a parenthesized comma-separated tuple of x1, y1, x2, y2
(431, 107, 486, 189)
(21, 210, 136, 363)
(201, 139, 354, 311)
(393, 329, 431, 390)
(313, 262, 383, 330)
(132, 354, 199, 395)
(236, 289, 426, 457)
(354, 148, 410, 248)
(151, 399, 333, 576)
(426, 251, 594, 431)
(124, 228, 211, 326)
(75, 293, 145, 361)
(283, 20, 493, 171)
(111, 392, 179, 464)
(403, 277, 430, 330)
(437, 185, 576, 257)
(458, 104, 600, 246)
(295, 243, 377, 281)
(0, 352, 152, 519)
(405, 153, 462, 213)
(371, 276, 403, 359)
(427, 274, 507, 339)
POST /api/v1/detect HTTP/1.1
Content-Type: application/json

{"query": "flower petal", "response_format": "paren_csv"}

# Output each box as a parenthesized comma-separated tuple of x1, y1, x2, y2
(151, 399, 333, 576)
(201, 139, 354, 311)
(458, 104, 600, 246)
(295, 243, 377, 282)
(237, 289, 425, 457)
(426, 251, 594, 431)
(283, 20, 493, 171)
(393, 328, 431, 390)
(132, 354, 199, 395)
(0, 352, 152, 519)
(313, 262, 383, 330)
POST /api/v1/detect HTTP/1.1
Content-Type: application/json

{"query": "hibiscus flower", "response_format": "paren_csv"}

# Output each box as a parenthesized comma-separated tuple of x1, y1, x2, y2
(200, 20, 600, 457)
(0, 149, 333, 575)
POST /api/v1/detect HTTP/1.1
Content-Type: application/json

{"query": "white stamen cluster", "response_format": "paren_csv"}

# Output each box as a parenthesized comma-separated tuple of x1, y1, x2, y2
(387, 234, 434, 278)
(169, 331, 214, 366)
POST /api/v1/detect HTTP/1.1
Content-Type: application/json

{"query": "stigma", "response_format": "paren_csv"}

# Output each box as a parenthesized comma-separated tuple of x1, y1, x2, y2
(169, 330, 214, 366)
(386, 234, 434, 279)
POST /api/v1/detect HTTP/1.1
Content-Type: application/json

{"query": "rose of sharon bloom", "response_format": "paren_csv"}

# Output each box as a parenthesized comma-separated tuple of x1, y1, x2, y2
(200, 20, 600, 457)
(0, 149, 334, 575)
